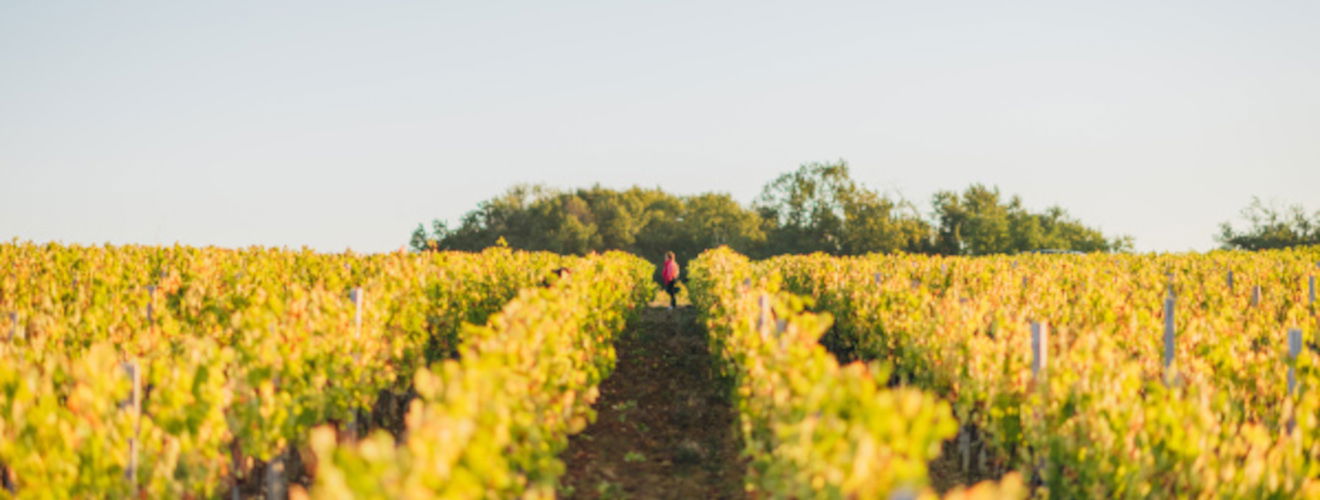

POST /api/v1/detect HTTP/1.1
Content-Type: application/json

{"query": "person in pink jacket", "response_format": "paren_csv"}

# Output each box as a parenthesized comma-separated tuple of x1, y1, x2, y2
(661, 251, 680, 309)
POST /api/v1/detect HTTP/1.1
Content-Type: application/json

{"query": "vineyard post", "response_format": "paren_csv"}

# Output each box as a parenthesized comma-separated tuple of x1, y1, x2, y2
(958, 424, 970, 473)
(1309, 275, 1315, 305)
(1291, 327, 1306, 438)
(6, 312, 14, 342)
(755, 293, 779, 425)
(146, 285, 156, 324)
(1164, 296, 1176, 381)
(265, 448, 285, 500)
(1288, 328, 1302, 395)
(757, 294, 772, 340)
(1251, 285, 1261, 307)
(348, 287, 365, 439)
(1227, 270, 1234, 291)
(1031, 321, 1048, 379)
(1030, 321, 1048, 486)
(350, 287, 364, 339)
(122, 362, 141, 489)
(874, 272, 882, 286)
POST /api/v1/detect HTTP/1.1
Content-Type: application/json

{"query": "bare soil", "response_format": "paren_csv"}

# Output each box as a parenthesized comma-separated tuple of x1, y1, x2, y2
(927, 424, 1015, 494)
(560, 305, 746, 500)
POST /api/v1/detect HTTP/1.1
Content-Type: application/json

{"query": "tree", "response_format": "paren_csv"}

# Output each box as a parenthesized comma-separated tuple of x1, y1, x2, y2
(1217, 198, 1320, 250)
(932, 184, 1129, 255)
(616, 191, 769, 277)
(538, 194, 601, 254)
(409, 223, 429, 252)
(413, 184, 765, 264)
(411, 162, 1131, 257)
(754, 160, 927, 255)
(841, 189, 931, 254)
(932, 185, 1013, 255)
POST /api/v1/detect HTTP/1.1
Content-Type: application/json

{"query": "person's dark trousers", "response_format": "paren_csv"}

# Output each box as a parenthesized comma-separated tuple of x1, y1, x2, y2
(665, 280, 678, 308)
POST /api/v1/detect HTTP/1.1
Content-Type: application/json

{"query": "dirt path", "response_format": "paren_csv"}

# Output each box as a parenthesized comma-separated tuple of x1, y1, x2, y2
(928, 425, 1010, 494)
(560, 305, 745, 500)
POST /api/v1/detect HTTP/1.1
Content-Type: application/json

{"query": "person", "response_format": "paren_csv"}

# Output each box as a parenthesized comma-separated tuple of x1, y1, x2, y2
(661, 251, 680, 309)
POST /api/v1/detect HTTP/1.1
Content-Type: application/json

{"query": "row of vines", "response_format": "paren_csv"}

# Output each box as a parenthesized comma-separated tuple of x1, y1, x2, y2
(687, 247, 1023, 499)
(0, 242, 652, 498)
(307, 250, 652, 498)
(760, 246, 1320, 497)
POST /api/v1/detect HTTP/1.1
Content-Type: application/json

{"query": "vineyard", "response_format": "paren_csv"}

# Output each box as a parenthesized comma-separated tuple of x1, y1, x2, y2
(729, 245, 1320, 498)
(0, 243, 652, 498)
(1, 241, 1318, 498)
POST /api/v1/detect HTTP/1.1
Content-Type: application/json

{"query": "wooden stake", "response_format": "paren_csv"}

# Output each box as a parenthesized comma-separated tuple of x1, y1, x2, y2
(146, 285, 156, 324)
(1251, 285, 1261, 307)
(265, 448, 286, 500)
(350, 288, 364, 339)
(1030, 321, 1048, 487)
(958, 426, 970, 472)
(1289, 329, 1302, 395)
(122, 362, 140, 487)
(1309, 276, 1315, 305)
(757, 294, 772, 339)
(1164, 296, 1176, 373)
(1031, 322, 1048, 379)
(1227, 270, 1234, 291)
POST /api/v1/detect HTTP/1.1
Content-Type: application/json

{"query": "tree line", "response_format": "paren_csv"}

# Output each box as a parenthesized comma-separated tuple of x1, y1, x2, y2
(410, 161, 1136, 263)
(1216, 197, 1320, 251)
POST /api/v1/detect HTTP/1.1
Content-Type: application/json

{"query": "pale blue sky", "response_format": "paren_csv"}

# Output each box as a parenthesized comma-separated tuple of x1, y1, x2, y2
(2, 1, 1317, 253)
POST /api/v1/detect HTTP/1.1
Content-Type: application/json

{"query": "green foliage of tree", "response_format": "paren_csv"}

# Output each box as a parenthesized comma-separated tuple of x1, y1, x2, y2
(410, 161, 1132, 258)
(410, 185, 766, 266)
(1217, 197, 1320, 250)
(931, 184, 1130, 255)
(754, 161, 852, 254)
(753, 160, 931, 256)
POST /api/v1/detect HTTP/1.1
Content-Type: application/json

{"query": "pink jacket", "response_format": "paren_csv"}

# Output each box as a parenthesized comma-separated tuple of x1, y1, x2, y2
(663, 259, 679, 284)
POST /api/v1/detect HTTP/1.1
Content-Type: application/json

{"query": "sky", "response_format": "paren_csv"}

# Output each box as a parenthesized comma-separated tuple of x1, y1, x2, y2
(2, 1, 1317, 253)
